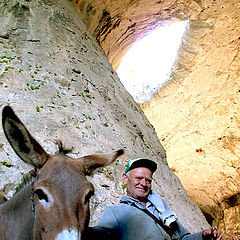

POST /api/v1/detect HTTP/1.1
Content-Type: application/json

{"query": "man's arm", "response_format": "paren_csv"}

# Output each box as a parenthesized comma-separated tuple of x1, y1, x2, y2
(172, 221, 222, 240)
(83, 226, 118, 240)
(182, 227, 223, 240)
(83, 206, 120, 240)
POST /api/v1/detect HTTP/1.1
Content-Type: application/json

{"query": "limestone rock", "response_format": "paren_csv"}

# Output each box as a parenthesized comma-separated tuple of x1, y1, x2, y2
(71, 0, 240, 236)
(140, 0, 240, 236)
(0, 0, 208, 234)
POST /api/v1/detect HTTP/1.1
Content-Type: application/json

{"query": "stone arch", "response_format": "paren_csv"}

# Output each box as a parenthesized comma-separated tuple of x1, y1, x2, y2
(72, 0, 240, 236)
(71, 0, 192, 69)
(0, 0, 209, 235)
(0, 0, 239, 237)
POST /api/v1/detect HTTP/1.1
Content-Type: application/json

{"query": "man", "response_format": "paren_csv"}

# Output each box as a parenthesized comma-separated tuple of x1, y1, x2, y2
(84, 158, 222, 240)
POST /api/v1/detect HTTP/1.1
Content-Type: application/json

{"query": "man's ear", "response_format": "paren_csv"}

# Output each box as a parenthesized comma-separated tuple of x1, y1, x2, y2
(122, 173, 128, 185)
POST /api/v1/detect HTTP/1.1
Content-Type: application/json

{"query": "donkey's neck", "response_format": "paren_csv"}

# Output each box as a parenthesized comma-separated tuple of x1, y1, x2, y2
(0, 183, 35, 240)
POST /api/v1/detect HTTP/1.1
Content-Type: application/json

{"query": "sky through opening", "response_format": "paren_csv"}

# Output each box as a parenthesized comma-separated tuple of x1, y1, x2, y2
(117, 21, 188, 103)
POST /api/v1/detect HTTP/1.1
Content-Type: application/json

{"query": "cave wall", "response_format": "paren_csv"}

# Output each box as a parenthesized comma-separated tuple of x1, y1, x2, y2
(71, 0, 189, 69)
(0, 0, 209, 233)
(141, 1, 240, 236)
(70, 0, 240, 236)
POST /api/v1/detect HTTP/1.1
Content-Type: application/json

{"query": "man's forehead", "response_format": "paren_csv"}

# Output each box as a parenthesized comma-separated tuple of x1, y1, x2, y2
(129, 167, 153, 177)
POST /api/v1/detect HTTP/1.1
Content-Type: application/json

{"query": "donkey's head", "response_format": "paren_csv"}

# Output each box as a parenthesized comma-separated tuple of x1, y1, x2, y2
(2, 106, 124, 240)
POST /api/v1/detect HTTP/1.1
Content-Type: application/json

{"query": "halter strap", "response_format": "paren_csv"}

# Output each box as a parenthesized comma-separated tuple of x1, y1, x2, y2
(30, 182, 36, 216)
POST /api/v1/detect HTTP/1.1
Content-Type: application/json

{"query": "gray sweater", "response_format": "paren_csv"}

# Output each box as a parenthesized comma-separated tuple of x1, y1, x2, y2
(85, 192, 204, 240)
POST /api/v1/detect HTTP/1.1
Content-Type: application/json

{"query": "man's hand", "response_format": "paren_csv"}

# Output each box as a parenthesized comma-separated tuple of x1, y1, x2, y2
(202, 228, 223, 240)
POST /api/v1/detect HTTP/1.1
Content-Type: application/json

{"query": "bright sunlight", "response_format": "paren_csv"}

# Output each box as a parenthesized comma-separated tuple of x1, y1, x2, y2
(117, 21, 188, 103)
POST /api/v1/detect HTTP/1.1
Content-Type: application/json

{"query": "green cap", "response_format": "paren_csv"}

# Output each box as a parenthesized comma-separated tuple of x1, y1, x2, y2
(125, 158, 157, 173)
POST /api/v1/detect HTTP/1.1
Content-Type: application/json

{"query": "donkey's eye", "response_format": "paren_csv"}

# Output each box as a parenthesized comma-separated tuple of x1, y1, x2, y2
(84, 190, 94, 204)
(35, 189, 49, 203)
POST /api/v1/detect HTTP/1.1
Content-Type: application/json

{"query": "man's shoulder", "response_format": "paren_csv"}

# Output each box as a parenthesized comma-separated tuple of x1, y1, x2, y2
(105, 202, 132, 211)
(103, 202, 153, 219)
(97, 202, 146, 228)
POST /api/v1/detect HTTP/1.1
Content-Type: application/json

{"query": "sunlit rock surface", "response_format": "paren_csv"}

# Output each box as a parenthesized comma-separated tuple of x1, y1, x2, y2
(71, 0, 240, 237)
(0, 0, 209, 234)
(141, 2, 240, 236)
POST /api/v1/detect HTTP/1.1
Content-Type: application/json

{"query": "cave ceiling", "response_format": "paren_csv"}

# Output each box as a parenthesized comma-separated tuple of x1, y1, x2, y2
(71, 0, 240, 233)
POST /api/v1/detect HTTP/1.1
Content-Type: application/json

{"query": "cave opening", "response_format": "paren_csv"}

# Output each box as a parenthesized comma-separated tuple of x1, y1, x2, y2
(116, 21, 188, 103)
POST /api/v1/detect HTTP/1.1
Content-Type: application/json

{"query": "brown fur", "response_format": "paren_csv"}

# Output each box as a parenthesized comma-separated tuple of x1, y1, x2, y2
(0, 106, 124, 240)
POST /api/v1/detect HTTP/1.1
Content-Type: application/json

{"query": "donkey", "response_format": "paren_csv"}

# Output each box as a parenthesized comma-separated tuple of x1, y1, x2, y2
(0, 106, 124, 240)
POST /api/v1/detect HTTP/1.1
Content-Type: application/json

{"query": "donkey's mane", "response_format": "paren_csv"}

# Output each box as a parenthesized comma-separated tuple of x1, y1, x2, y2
(55, 140, 72, 155)
(0, 194, 7, 204)
(3, 141, 72, 202)
(14, 171, 37, 196)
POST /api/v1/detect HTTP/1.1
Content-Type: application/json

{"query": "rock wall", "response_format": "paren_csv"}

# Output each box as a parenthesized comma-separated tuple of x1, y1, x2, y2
(141, 1, 240, 237)
(69, 0, 240, 236)
(71, 0, 189, 69)
(0, 0, 208, 233)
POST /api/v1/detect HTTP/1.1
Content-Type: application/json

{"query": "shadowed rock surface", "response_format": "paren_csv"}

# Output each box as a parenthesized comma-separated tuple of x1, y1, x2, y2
(72, 0, 240, 236)
(0, 0, 209, 234)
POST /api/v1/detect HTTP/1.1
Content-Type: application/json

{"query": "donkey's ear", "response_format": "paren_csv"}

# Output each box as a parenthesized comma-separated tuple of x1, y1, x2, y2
(82, 149, 124, 175)
(2, 106, 49, 169)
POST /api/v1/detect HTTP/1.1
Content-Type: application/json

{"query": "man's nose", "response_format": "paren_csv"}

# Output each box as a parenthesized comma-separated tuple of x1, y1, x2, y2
(140, 178, 147, 186)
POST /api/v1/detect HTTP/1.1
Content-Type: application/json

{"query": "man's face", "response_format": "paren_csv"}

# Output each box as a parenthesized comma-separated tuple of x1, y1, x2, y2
(122, 167, 152, 202)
